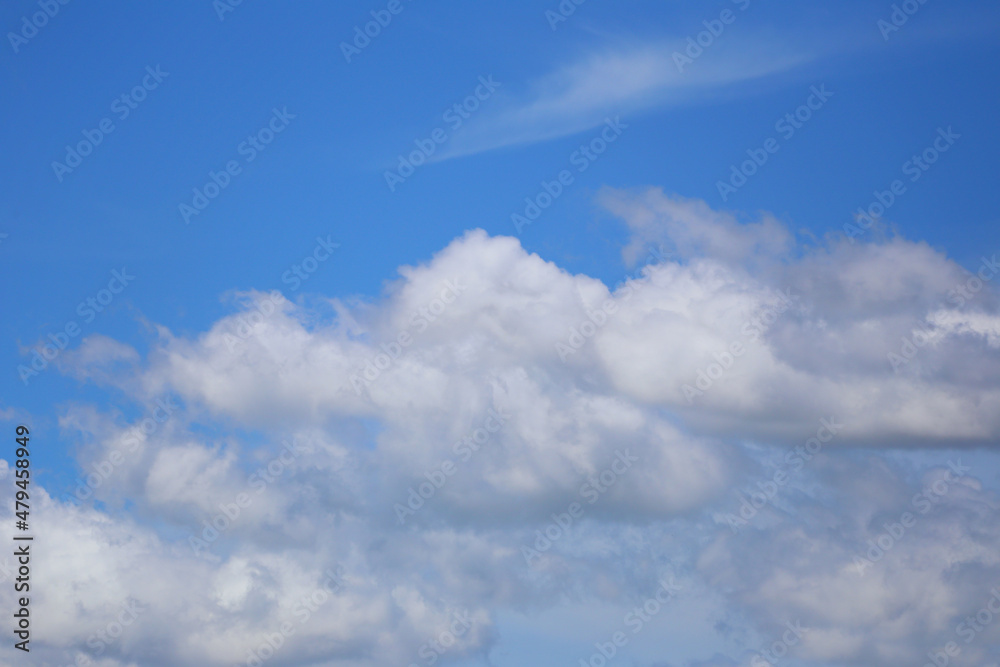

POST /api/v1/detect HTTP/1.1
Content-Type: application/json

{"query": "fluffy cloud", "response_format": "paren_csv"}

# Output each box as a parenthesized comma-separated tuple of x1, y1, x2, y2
(700, 458, 1000, 667)
(5, 190, 999, 666)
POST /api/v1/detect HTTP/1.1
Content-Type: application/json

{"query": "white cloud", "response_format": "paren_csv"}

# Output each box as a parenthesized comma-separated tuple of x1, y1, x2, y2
(9, 191, 1000, 665)
(698, 459, 1000, 666)
(438, 41, 812, 160)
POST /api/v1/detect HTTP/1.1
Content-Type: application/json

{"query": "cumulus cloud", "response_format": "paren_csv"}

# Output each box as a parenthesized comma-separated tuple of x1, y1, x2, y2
(4, 190, 999, 666)
(699, 458, 1000, 667)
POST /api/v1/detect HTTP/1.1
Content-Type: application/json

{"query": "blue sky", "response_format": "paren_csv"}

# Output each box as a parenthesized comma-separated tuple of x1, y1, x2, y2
(3, 1, 1000, 666)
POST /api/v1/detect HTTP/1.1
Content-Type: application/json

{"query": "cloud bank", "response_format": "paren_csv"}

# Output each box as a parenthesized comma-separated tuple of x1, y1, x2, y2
(5, 190, 1000, 666)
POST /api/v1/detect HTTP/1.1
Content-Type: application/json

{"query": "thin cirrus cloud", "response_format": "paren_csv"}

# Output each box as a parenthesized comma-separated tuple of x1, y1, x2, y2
(435, 40, 814, 161)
